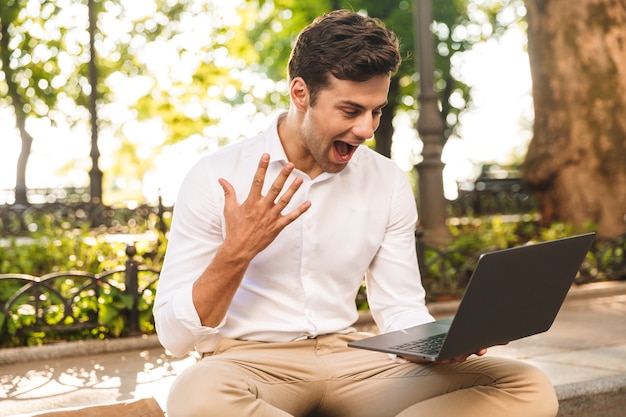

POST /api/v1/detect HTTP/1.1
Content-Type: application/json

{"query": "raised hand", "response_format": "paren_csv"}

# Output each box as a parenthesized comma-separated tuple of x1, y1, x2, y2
(218, 153, 312, 261)
(192, 153, 312, 327)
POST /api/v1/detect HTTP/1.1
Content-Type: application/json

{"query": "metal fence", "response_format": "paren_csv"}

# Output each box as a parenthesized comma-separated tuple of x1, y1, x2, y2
(3, 233, 623, 347)
(0, 199, 171, 236)
(415, 233, 626, 299)
(0, 179, 532, 236)
(0, 245, 159, 346)
(1, 184, 625, 345)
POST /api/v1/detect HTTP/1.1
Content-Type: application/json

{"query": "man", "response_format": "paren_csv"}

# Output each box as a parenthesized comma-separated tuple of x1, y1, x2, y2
(154, 9, 558, 417)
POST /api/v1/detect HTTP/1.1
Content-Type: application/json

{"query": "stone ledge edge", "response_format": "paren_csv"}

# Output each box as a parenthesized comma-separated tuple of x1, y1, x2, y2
(555, 375, 626, 400)
(0, 334, 162, 366)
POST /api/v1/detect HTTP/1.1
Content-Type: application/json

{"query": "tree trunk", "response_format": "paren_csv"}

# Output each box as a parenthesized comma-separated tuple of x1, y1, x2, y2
(375, 77, 398, 158)
(523, 0, 626, 238)
(0, 11, 31, 205)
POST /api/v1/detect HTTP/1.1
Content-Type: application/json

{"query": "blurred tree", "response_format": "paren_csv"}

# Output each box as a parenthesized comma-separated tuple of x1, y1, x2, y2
(80, 0, 220, 203)
(0, 1, 74, 204)
(240, 0, 524, 158)
(1, 0, 536, 207)
(100, 0, 256, 202)
(523, 0, 626, 238)
(1, 0, 234, 204)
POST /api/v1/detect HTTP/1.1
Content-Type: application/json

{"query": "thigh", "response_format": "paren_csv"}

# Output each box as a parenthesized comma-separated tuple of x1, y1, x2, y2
(167, 338, 326, 417)
(317, 334, 550, 417)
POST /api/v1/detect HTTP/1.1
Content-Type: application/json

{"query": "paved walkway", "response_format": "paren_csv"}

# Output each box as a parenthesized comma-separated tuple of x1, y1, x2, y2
(1, 281, 626, 417)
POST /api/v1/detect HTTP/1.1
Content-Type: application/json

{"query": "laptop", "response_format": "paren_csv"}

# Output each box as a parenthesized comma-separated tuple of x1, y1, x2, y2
(348, 233, 595, 361)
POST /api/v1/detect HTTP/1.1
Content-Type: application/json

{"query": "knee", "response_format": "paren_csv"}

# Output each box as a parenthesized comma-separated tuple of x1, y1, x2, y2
(475, 357, 558, 417)
(166, 363, 237, 417)
(513, 361, 559, 417)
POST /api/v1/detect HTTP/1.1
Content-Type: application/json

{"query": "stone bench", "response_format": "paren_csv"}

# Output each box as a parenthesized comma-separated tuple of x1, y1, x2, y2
(17, 398, 163, 417)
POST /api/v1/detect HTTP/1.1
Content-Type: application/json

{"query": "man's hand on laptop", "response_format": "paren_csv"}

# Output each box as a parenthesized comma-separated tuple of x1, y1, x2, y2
(401, 348, 488, 364)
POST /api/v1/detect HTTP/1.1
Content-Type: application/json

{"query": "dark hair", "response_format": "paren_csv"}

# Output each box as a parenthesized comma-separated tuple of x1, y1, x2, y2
(288, 10, 401, 104)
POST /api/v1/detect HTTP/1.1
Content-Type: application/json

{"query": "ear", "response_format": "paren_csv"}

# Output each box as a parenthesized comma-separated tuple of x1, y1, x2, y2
(289, 77, 309, 112)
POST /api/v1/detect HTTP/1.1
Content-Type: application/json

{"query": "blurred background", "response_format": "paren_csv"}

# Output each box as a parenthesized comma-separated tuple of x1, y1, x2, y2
(1, 0, 625, 347)
(0, 0, 531, 205)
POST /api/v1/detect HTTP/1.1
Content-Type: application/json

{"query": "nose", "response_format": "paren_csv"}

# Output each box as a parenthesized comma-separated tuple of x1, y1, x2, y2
(352, 113, 376, 140)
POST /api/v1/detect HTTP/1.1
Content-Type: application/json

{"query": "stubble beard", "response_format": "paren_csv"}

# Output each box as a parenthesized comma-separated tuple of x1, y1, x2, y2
(300, 119, 346, 175)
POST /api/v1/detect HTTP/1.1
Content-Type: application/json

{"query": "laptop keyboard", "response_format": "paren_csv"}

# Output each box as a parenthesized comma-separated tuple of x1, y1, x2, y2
(390, 333, 447, 355)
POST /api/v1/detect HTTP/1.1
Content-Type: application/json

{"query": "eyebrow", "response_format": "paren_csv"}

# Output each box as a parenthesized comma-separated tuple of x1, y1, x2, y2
(338, 99, 388, 110)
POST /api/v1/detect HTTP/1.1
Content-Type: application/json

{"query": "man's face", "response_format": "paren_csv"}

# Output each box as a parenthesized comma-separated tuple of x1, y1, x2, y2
(298, 75, 390, 176)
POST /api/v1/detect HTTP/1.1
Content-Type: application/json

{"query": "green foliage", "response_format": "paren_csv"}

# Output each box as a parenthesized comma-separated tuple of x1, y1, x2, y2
(0, 267, 159, 347)
(2, 1, 533, 206)
(238, 0, 525, 140)
(0, 209, 604, 345)
(97, 283, 134, 338)
(420, 216, 592, 300)
(232, 0, 528, 162)
(356, 216, 597, 306)
(0, 208, 168, 274)
(0, 213, 165, 347)
(2, 223, 117, 275)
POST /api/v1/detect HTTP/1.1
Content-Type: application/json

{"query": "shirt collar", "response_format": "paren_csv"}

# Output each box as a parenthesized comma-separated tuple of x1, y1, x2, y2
(264, 112, 289, 165)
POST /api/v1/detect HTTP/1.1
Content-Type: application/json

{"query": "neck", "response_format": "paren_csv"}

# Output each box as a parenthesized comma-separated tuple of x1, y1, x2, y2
(277, 110, 322, 179)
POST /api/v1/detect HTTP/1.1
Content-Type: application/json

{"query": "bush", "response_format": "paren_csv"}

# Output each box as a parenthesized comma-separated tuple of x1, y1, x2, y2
(0, 213, 167, 275)
(0, 213, 167, 347)
(1, 211, 600, 345)
(420, 216, 596, 300)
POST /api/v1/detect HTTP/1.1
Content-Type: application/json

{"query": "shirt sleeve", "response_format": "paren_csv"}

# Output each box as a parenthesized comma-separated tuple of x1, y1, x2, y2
(153, 158, 226, 357)
(365, 169, 435, 333)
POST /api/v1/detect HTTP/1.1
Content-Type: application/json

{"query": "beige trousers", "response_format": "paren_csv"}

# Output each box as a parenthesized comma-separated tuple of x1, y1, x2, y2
(167, 333, 558, 417)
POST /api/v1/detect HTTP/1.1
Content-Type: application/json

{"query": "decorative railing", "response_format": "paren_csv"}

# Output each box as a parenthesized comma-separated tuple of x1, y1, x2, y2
(0, 180, 533, 235)
(2, 234, 624, 346)
(1, 184, 624, 346)
(450, 187, 536, 217)
(0, 187, 92, 206)
(0, 246, 159, 347)
(415, 233, 626, 299)
(0, 199, 172, 235)
(0, 231, 626, 346)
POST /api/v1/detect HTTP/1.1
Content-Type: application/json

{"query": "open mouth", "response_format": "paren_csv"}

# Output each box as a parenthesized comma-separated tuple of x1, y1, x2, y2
(333, 141, 358, 161)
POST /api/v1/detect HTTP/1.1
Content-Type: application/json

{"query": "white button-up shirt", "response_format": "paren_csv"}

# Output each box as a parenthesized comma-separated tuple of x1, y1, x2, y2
(154, 114, 434, 357)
